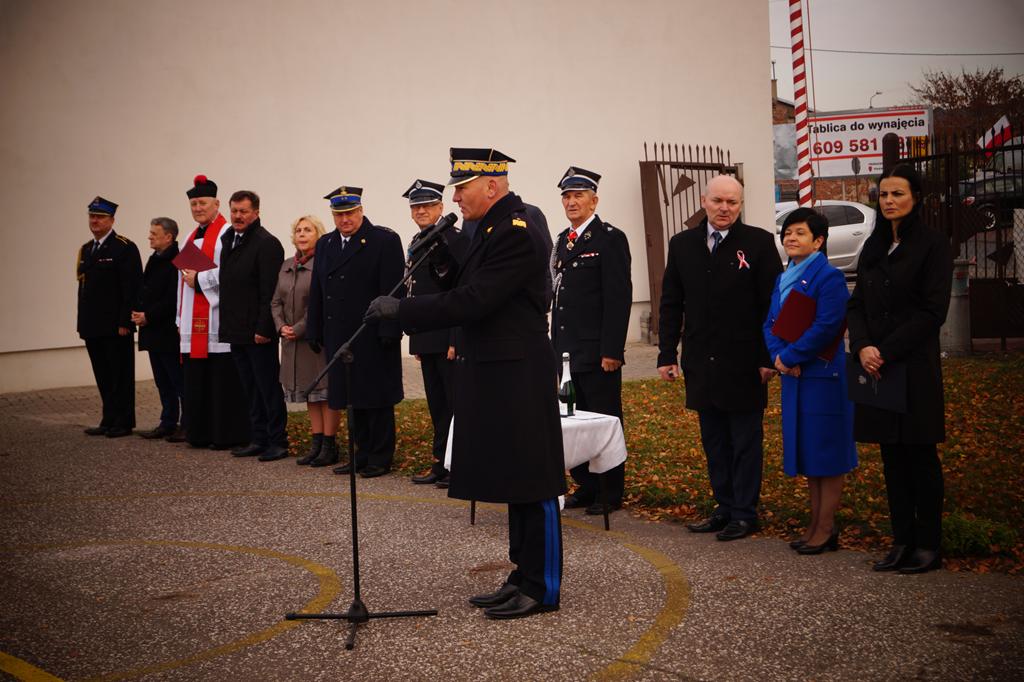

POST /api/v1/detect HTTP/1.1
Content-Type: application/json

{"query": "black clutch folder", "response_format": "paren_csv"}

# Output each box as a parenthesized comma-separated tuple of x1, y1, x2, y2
(846, 356, 907, 413)
(771, 289, 845, 361)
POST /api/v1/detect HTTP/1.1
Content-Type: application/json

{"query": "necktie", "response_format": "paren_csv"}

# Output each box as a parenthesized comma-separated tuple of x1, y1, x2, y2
(341, 238, 349, 251)
(91, 240, 100, 255)
(710, 231, 722, 255)
(233, 232, 243, 250)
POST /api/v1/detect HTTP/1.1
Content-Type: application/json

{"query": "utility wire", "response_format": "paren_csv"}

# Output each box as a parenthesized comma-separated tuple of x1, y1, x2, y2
(770, 45, 1024, 57)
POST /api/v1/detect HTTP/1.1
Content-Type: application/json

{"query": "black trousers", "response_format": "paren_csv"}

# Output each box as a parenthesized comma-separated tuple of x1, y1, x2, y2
(880, 443, 944, 550)
(506, 499, 562, 606)
(568, 368, 625, 505)
(420, 352, 454, 475)
(183, 353, 251, 448)
(232, 342, 288, 447)
(697, 406, 764, 522)
(349, 406, 395, 470)
(148, 351, 185, 429)
(85, 335, 135, 429)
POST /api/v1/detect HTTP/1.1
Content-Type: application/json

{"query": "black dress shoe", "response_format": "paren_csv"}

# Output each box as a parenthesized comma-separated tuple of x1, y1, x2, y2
(139, 425, 173, 440)
(483, 593, 558, 620)
(411, 471, 443, 484)
(469, 582, 519, 608)
(797, 529, 840, 555)
(84, 426, 108, 436)
(359, 465, 390, 479)
(333, 462, 366, 475)
(105, 427, 132, 438)
(434, 477, 450, 489)
(872, 545, 912, 572)
(898, 548, 941, 574)
(563, 494, 592, 509)
(789, 538, 808, 550)
(165, 427, 187, 443)
(257, 445, 289, 462)
(687, 516, 730, 533)
(716, 519, 758, 541)
(585, 501, 622, 515)
(232, 443, 267, 457)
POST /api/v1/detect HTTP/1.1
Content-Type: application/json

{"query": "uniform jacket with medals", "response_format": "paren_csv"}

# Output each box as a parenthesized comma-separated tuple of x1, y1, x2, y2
(137, 242, 180, 353)
(77, 231, 143, 339)
(217, 220, 285, 344)
(307, 217, 405, 408)
(846, 212, 951, 444)
(406, 226, 469, 356)
(399, 192, 567, 505)
(551, 214, 632, 373)
(658, 219, 783, 412)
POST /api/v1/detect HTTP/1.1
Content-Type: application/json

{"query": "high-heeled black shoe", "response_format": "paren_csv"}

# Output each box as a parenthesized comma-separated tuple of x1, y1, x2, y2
(897, 548, 941, 574)
(788, 538, 808, 550)
(872, 544, 912, 571)
(796, 528, 839, 555)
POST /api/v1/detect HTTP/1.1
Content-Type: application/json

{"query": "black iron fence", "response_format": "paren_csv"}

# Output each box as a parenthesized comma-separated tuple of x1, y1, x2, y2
(639, 143, 739, 335)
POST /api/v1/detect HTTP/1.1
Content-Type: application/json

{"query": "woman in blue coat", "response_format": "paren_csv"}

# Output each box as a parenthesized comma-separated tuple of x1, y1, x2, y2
(764, 208, 857, 554)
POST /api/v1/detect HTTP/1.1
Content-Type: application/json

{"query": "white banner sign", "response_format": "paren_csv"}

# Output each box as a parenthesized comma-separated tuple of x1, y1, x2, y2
(806, 106, 933, 178)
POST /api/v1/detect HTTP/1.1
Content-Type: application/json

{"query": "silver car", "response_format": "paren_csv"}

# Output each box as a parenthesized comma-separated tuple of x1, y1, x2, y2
(774, 200, 876, 273)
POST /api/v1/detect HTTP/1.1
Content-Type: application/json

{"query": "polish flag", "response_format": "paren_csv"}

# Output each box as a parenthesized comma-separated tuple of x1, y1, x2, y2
(977, 115, 1012, 157)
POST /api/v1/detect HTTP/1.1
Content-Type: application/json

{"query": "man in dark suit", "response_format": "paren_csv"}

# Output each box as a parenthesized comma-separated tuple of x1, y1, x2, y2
(551, 167, 632, 515)
(77, 196, 143, 438)
(657, 175, 783, 541)
(403, 179, 468, 487)
(366, 148, 566, 620)
(132, 217, 184, 441)
(306, 186, 405, 477)
(218, 190, 288, 462)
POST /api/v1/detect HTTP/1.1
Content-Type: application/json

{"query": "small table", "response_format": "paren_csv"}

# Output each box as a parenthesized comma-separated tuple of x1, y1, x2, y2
(443, 410, 628, 530)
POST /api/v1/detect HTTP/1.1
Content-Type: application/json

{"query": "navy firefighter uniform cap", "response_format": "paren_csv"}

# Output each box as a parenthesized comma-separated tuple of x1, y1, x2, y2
(402, 179, 445, 206)
(324, 186, 363, 213)
(447, 148, 515, 186)
(558, 166, 601, 193)
(87, 196, 118, 216)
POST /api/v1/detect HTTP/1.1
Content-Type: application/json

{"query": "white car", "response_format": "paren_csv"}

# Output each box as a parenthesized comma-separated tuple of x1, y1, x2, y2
(773, 200, 876, 273)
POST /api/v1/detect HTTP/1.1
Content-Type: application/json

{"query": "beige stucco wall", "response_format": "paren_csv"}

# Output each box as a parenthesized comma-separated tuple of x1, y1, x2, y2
(0, 0, 772, 394)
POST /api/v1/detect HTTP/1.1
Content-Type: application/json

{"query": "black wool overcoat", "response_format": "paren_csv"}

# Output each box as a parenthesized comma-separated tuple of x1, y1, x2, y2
(399, 193, 567, 504)
(217, 220, 285, 344)
(137, 243, 180, 353)
(847, 212, 952, 444)
(657, 220, 783, 411)
(406, 226, 469, 356)
(307, 218, 405, 409)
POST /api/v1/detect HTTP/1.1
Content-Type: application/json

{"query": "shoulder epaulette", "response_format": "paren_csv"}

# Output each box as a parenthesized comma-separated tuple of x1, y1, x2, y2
(511, 217, 527, 229)
(116, 234, 132, 244)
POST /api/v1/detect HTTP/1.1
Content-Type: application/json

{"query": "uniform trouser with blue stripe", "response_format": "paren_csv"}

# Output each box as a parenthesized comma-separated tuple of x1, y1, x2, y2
(506, 499, 562, 606)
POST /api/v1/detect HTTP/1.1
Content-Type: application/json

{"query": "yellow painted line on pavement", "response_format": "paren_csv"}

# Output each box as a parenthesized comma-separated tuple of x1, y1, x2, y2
(5, 492, 688, 680)
(0, 651, 64, 682)
(2, 539, 341, 682)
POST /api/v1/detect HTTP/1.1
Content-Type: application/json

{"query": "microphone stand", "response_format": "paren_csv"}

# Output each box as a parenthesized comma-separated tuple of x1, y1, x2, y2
(285, 236, 448, 649)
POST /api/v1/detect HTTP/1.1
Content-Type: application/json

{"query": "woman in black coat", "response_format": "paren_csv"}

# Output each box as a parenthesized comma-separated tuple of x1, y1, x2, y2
(847, 164, 952, 574)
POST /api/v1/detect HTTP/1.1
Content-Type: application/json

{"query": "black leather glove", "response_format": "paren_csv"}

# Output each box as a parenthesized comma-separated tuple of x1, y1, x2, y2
(308, 339, 322, 354)
(364, 296, 400, 322)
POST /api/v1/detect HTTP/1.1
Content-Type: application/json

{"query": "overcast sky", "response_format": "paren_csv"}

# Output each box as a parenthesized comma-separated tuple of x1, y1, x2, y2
(769, 0, 1024, 114)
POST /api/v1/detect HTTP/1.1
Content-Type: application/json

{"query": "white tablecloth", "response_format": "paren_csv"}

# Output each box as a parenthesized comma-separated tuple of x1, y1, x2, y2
(443, 410, 627, 474)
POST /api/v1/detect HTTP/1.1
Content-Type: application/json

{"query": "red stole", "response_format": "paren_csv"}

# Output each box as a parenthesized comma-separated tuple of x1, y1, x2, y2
(184, 213, 227, 358)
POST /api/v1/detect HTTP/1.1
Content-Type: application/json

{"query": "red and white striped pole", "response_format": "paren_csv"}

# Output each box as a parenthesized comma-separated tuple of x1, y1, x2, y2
(790, 0, 812, 206)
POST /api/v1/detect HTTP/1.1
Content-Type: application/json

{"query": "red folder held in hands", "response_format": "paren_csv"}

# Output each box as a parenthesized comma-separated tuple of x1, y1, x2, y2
(172, 240, 217, 272)
(770, 289, 845, 361)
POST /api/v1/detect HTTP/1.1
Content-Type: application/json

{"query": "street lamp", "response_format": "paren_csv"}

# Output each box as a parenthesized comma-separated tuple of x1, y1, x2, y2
(869, 91, 883, 108)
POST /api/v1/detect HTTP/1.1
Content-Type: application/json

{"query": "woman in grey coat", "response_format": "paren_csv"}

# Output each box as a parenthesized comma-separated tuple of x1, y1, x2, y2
(272, 215, 340, 465)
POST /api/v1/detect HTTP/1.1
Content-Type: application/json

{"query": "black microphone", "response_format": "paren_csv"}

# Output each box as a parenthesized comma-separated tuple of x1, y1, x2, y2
(409, 213, 458, 258)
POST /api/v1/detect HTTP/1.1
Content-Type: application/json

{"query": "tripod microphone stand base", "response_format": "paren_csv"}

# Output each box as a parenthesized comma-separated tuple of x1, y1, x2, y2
(286, 600, 438, 650)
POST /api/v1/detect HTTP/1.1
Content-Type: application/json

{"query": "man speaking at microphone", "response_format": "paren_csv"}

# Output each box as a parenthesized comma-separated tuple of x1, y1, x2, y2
(402, 180, 468, 487)
(366, 148, 565, 620)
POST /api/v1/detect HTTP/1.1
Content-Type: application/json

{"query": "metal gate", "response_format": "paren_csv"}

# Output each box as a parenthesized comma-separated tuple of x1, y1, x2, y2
(639, 142, 740, 337)
(902, 129, 1024, 347)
